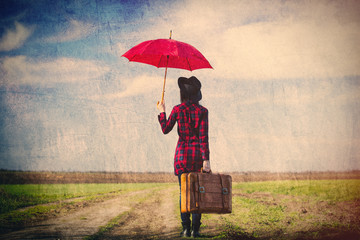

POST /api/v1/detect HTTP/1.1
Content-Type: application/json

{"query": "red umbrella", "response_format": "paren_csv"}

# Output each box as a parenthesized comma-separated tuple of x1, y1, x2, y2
(122, 31, 212, 103)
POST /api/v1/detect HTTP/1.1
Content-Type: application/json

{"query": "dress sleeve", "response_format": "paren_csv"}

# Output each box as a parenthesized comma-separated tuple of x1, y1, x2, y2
(199, 109, 210, 161)
(158, 107, 177, 134)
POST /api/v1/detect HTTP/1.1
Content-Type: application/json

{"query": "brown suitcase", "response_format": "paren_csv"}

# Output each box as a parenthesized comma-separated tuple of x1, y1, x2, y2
(181, 171, 232, 214)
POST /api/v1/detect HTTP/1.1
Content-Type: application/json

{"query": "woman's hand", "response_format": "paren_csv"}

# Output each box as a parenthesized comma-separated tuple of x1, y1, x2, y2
(203, 160, 211, 172)
(157, 100, 165, 113)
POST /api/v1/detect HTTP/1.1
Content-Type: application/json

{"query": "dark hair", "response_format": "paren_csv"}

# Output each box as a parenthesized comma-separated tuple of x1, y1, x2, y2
(180, 89, 197, 103)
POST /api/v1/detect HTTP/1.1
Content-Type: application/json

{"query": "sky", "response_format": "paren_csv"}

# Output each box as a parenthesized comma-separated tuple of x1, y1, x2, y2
(0, 0, 359, 173)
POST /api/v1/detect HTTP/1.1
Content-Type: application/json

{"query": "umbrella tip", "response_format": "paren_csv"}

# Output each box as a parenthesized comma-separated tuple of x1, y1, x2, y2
(169, 30, 172, 39)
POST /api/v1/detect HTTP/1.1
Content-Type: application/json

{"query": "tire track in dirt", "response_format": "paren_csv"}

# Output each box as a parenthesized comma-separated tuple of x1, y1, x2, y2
(0, 188, 157, 240)
(100, 185, 180, 240)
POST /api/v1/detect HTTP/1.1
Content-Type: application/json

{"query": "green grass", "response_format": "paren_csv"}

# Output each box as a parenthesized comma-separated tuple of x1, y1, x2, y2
(0, 183, 173, 233)
(202, 179, 360, 239)
(233, 179, 360, 201)
(0, 183, 164, 214)
(1, 180, 359, 239)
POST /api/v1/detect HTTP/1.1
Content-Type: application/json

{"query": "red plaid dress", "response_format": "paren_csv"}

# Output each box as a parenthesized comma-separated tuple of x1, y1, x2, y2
(158, 101, 210, 175)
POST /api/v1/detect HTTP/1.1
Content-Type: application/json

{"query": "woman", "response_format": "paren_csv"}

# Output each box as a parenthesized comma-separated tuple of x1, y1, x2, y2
(157, 76, 211, 238)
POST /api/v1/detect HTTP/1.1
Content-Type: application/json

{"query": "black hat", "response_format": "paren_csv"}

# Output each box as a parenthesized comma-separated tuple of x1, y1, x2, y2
(178, 76, 202, 102)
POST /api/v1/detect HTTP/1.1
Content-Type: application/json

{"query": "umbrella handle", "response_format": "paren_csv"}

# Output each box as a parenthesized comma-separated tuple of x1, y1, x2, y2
(160, 56, 169, 104)
(160, 30, 172, 103)
(160, 66, 167, 103)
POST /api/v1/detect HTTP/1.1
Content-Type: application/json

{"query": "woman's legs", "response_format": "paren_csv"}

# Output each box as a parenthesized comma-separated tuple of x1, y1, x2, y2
(178, 174, 191, 236)
(178, 174, 201, 236)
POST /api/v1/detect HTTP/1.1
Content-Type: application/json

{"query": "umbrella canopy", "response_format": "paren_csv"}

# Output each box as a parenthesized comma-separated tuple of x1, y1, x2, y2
(122, 38, 213, 71)
(122, 33, 212, 103)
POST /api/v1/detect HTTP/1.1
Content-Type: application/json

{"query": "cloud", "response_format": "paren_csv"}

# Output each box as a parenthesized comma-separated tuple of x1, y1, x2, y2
(115, 42, 127, 57)
(118, 75, 157, 98)
(129, 0, 360, 80)
(99, 74, 176, 99)
(0, 22, 34, 51)
(0, 56, 110, 85)
(210, 18, 360, 80)
(45, 19, 97, 42)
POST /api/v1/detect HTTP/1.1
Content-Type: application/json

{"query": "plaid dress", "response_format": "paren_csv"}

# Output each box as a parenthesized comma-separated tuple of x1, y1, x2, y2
(158, 101, 210, 175)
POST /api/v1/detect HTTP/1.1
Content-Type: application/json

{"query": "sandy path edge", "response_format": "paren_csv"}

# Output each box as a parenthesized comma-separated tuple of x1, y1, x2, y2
(0, 188, 158, 240)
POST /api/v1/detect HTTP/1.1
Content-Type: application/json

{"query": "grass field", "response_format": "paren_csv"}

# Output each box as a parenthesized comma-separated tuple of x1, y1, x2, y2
(205, 179, 360, 239)
(0, 183, 162, 214)
(0, 182, 169, 231)
(0, 178, 359, 239)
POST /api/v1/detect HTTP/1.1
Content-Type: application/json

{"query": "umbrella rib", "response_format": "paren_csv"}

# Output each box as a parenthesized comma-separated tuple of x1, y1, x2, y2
(157, 55, 164, 68)
(186, 58, 192, 71)
(128, 54, 137, 62)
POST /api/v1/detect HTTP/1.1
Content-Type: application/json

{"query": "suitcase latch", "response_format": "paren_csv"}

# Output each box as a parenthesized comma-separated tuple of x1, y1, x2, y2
(199, 186, 205, 193)
(222, 188, 229, 195)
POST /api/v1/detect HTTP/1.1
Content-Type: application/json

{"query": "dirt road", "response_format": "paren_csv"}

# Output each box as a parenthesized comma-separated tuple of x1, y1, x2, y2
(101, 186, 180, 240)
(1, 182, 359, 240)
(0, 186, 181, 240)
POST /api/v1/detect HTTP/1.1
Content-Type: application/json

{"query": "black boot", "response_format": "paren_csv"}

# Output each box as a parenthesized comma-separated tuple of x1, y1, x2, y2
(180, 222, 191, 237)
(191, 223, 201, 238)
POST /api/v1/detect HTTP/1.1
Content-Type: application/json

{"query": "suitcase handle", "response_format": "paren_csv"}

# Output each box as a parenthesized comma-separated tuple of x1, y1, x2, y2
(201, 168, 212, 174)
